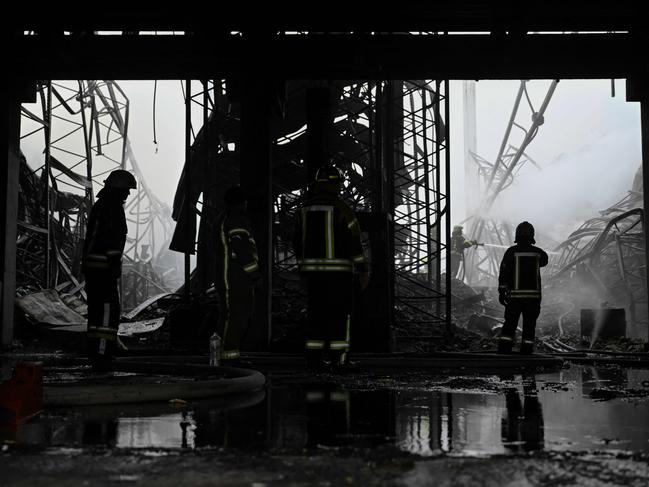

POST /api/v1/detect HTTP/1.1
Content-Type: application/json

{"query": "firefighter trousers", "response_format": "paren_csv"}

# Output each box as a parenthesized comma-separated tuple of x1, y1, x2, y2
(85, 270, 120, 362)
(304, 272, 353, 365)
(499, 299, 541, 354)
(217, 280, 254, 360)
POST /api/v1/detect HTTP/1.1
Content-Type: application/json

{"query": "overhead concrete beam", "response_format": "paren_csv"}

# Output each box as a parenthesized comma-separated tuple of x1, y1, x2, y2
(9, 33, 647, 81)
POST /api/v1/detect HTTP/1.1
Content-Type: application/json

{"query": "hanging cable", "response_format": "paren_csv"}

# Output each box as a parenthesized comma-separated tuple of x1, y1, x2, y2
(152, 80, 158, 153)
(523, 83, 535, 113)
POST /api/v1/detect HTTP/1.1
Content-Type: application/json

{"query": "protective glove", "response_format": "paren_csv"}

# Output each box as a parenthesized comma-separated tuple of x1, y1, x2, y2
(498, 292, 508, 306)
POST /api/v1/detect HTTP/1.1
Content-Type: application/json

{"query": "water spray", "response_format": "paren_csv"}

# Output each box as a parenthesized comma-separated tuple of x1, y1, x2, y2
(478, 242, 560, 255)
(480, 243, 509, 250)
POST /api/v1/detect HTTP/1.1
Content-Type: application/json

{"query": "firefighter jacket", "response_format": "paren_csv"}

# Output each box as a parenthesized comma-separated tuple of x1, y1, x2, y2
(498, 244, 548, 300)
(82, 189, 127, 278)
(293, 190, 367, 273)
(215, 207, 260, 288)
(451, 233, 475, 254)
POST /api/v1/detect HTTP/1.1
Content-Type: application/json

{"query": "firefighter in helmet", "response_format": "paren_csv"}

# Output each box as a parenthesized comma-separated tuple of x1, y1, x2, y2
(293, 165, 369, 371)
(82, 169, 136, 370)
(214, 186, 261, 365)
(450, 225, 477, 280)
(497, 221, 548, 354)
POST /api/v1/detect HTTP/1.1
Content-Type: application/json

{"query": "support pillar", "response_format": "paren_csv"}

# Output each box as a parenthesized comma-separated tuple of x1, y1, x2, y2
(240, 79, 274, 351)
(627, 77, 649, 343)
(1, 80, 27, 347)
(305, 83, 335, 180)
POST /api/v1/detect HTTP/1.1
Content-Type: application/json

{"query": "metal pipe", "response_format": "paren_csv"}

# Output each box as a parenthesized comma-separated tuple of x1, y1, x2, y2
(184, 79, 192, 301)
(444, 79, 451, 337)
(408, 90, 423, 273)
(433, 81, 442, 319)
(421, 87, 433, 285)
(77, 81, 94, 202)
(640, 97, 649, 344)
(202, 80, 210, 292)
(44, 81, 53, 289)
(485, 80, 558, 210)
(484, 81, 525, 195)
(384, 81, 396, 343)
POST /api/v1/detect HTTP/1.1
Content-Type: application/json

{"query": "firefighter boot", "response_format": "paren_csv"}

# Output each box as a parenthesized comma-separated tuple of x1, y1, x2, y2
(498, 336, 514, 354)
(88, 341, 115, 373)
(331, 350, 358, 374)
(520, 339, 535, 355)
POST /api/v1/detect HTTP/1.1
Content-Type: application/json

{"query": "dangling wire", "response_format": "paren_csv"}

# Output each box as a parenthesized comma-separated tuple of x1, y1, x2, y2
(523, 83, 535, 113)
(152, 80, 159, 154)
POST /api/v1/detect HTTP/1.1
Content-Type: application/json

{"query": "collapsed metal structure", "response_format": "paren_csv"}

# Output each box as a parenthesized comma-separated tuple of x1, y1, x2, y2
(171, 79, 451, 351)
(16, 75, 648, 346)
(18, 80, 176, 311)
(464, 80, 558, 287)
(458, 79, 647, 340)
(550, 182, 647, 338)
(3, 5, 649, 349)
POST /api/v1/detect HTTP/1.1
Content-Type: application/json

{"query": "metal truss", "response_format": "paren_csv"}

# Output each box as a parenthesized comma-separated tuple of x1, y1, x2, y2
(551, 191, 648, 337)
(334, 81, 380, 212)
(267, 80, 451, 346)
(177, 79, 220, 296)
(387, 80, 451, 342)
(171, 79, 250, 296)
(269, 81, 386, 340)
(464, 80, 558, 286)
(19, 80, 175, 309)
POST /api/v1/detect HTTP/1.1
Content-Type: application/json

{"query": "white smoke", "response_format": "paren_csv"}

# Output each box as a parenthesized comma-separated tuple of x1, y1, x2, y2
(451, 79, 642, 244)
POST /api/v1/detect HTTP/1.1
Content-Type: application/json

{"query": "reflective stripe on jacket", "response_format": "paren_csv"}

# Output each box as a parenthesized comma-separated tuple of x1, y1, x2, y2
(215, 208, 260, 288)
(498, 244, 549, 300)
(293, 192, 366, 273)
(82, 190, 127, 274)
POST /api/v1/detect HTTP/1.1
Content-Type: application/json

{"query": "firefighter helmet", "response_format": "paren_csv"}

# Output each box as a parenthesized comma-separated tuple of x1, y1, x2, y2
(515, 221, 535, 244)
(104, 169, 137, 189)
(452, 225, 463, 235)
(315, 165, 343, 183)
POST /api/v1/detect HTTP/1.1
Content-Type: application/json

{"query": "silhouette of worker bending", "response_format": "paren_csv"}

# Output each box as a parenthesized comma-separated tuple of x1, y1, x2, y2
(497, 221, 548, 354)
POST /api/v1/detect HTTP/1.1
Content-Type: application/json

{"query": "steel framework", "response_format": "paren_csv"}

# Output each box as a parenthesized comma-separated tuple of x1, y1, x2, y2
(551, 190, 648, 338)
(388, 80, 451, 344)
(19, 80, 175, 309)
(267, 80, 451, 348)
(464, 80, 558, 287)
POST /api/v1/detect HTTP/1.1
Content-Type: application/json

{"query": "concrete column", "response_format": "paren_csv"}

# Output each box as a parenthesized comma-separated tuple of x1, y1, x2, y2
(305, 83, 334, 181)
(240, 79, 274, 351)
(0, 80, 25, 347)
(627, 77, 649, 343)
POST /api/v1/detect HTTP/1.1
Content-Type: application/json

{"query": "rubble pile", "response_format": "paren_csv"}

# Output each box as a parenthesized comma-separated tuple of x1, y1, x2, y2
(539, 169, 646, 344)
(16, 80, 179, 336)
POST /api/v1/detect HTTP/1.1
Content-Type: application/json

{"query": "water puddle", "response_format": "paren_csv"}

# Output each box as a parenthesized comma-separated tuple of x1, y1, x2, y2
(2, 364, 649, 455)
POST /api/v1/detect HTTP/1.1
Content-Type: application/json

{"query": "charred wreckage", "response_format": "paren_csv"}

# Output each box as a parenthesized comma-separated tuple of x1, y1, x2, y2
(11, 76, 648, 356)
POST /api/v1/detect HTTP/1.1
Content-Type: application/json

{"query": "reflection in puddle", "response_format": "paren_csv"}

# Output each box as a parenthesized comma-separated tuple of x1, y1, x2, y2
(117, 413, 196, 449)
(395, 377, 543, 456)
(3, 365, 649, 455)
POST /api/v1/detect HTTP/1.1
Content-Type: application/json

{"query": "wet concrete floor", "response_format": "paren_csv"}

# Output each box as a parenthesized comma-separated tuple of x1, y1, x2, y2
(3, 364, 649, 455)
